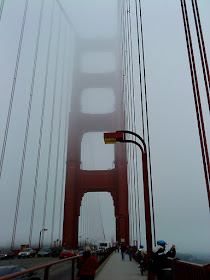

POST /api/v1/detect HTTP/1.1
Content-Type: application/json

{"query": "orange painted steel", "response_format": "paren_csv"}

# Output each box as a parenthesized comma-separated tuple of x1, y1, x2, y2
(169, 258, 210, 280)
(62, 37, 129, 248)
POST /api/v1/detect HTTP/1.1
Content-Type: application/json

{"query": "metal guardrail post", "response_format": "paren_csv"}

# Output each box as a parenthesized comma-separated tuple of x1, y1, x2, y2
(71, 258, 75, 280)
(0, 248, 114, 280)
(203, 264, 210, 280)
(44, 266, 50, 280)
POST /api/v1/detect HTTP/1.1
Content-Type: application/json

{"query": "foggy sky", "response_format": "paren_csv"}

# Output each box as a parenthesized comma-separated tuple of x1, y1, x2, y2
(0, 0, 209, 257)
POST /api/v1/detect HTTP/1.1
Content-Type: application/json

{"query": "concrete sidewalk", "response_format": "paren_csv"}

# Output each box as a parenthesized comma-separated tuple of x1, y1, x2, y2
(95, 252, 147, 280)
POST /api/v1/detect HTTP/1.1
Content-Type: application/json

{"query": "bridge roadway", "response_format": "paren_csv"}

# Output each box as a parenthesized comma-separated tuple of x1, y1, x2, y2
(0, 252, 147, 279)
(0, 256, 72, 279)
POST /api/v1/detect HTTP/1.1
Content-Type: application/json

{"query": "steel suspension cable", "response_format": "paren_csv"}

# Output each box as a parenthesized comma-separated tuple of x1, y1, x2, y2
(0, 0, 5, 22)
(83, 195, 86, 244)
(51, 18, 66, 246)
(135, 0, 145, 140)
(191, 0, 210, 110)
(10, 0, 44, 249)
(122, 0, 133, 244)
(80, 196, 85, 243)
(128, 0, 142, 246)
(0, 0, 29, 182)
(42, 10, 62, 248)
(138, 0, 156, 245)
(123, 2, 130, 132)
(97, 193, 106, 241)
(85, 195, 88, 243)
(123, 0, 134, 244)
(9, 0, 29, 249)
(28, 0, 55, 246)
(180, 0, 210, 209)
(58, 29, 73, 242)
(120, 1, 126, 132)
(126, 0, 138, 245)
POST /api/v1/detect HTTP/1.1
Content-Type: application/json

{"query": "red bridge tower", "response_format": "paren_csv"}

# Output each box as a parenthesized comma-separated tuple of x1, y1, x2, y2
(62, 37, 129, 248)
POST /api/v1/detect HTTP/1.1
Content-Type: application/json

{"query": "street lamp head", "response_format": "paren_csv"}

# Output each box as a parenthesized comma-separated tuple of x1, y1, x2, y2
(104, 132, 123, 144)
(43, 228, 48, 231)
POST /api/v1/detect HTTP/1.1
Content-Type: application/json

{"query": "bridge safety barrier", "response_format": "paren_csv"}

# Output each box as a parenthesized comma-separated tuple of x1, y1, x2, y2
(168, 258, 210, 280)
(0, 248, 114, 280)
(133, 253, 210, 280)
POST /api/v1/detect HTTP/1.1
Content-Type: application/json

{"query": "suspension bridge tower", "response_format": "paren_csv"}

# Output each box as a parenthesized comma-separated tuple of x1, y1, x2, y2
(62, 36, 129, 248)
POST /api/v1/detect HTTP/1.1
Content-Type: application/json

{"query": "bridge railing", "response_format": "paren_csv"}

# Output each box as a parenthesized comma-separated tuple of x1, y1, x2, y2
(0, 248, 114, 280)
(168, 258, 210, 280)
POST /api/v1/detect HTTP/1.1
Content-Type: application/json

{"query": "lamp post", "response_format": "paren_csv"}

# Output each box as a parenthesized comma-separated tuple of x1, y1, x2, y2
(104, 131, 153, 256)
(39, 228, 48, 250)
(78, 236, 82, 247)
(91, 239, 94, 248)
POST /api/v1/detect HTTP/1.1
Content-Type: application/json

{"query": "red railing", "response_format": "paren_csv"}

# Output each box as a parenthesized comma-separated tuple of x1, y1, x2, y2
(169, 258, 210, 280)
(0, 248, 113, 280)
(133, 254, 210, 280)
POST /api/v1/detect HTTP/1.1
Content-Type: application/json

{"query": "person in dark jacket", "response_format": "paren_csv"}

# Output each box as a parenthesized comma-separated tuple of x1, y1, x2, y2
(77, 246, 98, 280)
(152, 240, 175, 280)
(127, 246, 133, 261)
(166, 244, 176, 258)
(120, 244, 126, 261)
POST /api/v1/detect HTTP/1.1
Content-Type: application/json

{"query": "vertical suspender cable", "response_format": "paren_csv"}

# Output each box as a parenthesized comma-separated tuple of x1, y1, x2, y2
(127, 2, 135, 244)
(28, 0, 55, 246)
(51, 17, 66, 247)
(127, 0, 138, 245)
(0, 0, 29, 182)
(97, 193, 106, 241)
(86, 194, 89, 243)
(85, 195, 87, 243)
(180, 0, 210, 209)
(58, 29, 72, 242)
(10, 0, 44, 249)
(191, 0, 210, 110)
(123, 0, 133, 244)
(9, 0, 29, 249)
(0, 0, 5, 22)
(138, 0, 156, 245)
(128, 0, 142, 246)
(135, 0, 145, 140)
(42, 10, 62, 248)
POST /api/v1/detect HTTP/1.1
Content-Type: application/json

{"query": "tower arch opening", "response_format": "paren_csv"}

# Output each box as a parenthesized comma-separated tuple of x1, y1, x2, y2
(81, 132, 115, 170)
(78, 191, 116, 247)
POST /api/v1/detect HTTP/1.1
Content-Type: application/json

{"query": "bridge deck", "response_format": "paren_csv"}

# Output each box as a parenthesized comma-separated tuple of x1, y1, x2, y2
(95, 251, 147, 280)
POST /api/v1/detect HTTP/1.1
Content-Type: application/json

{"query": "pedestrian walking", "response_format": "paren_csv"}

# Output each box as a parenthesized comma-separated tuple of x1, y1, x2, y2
(120, 243, 126, 261)
(76, 246, 98, 280)
(127, 245, 133, 261)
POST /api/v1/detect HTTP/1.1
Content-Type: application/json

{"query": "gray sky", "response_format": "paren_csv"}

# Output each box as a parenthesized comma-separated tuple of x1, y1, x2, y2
(0, 0, 209, 257)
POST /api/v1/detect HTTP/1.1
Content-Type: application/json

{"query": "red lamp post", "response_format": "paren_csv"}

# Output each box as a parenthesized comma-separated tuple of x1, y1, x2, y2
(38, 228, 48, 250)
(104, 131, 153, 261)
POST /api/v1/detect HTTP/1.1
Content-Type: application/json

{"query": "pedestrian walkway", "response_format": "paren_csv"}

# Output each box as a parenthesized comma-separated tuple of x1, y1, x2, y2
(95, 252, 147, 280)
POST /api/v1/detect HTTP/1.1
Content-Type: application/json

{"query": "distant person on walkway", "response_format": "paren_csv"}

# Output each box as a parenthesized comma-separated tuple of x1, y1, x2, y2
(76, 246, 98, 280)
(127, 245, 133, 261)
(120, 243, 127, 261)
(135, 245, 147, 265)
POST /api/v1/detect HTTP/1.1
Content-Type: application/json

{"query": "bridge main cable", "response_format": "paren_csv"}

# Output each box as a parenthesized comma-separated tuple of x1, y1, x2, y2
(180, 0, 210, 209)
